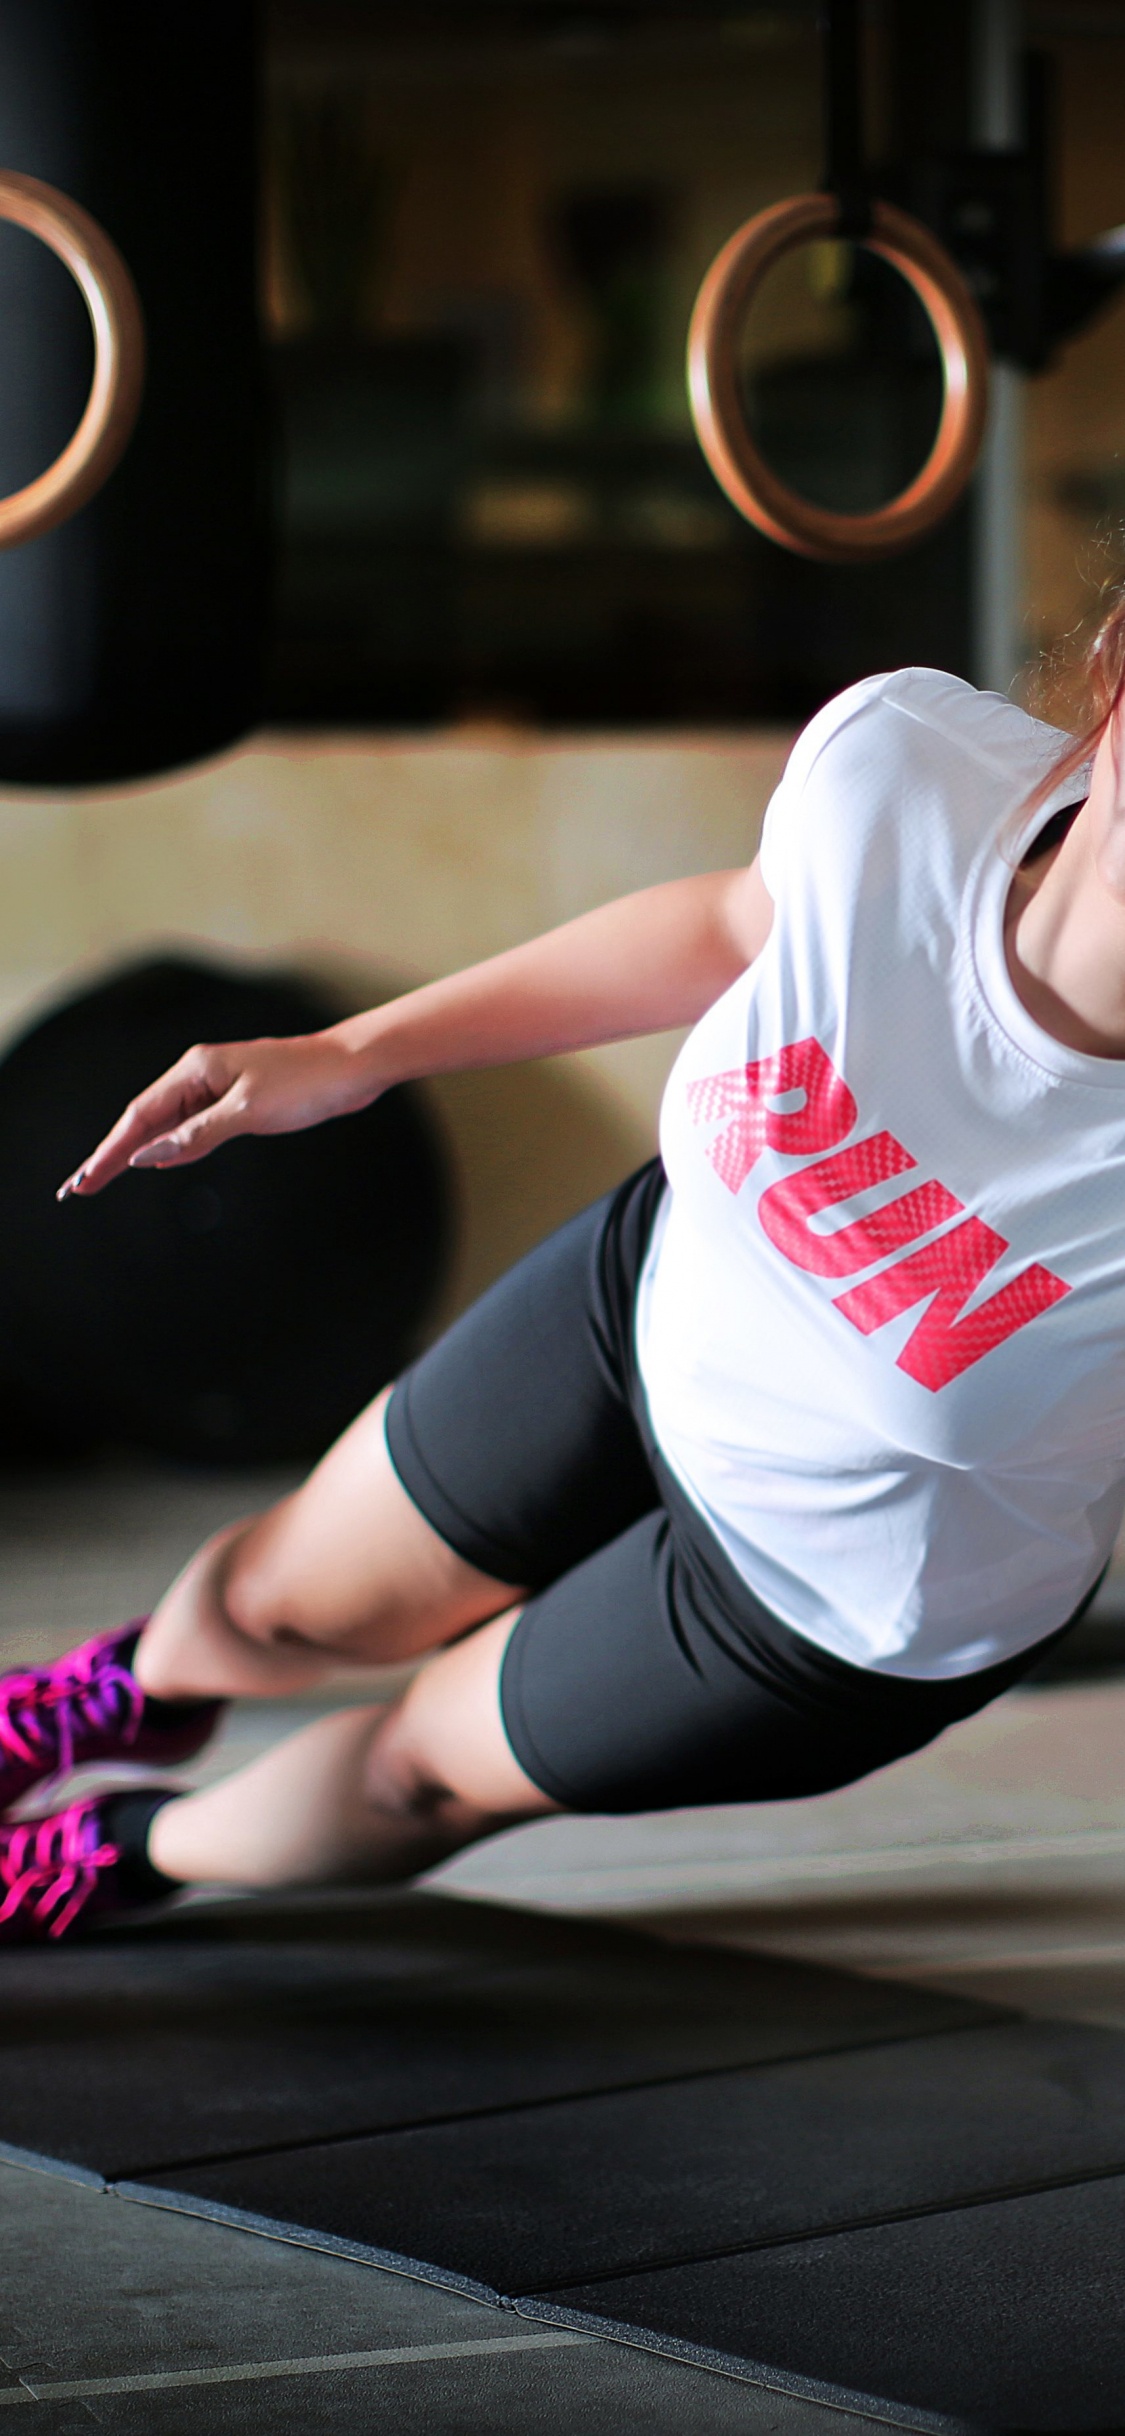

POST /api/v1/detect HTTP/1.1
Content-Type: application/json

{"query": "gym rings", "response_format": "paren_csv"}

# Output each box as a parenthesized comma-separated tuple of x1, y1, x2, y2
(0, 170, 145, 551)
(688, 194, 990, 563)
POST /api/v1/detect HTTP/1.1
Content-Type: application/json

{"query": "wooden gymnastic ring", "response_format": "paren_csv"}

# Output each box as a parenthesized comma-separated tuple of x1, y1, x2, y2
(0, 170, 145, 551)
(687, 193, 990, 563)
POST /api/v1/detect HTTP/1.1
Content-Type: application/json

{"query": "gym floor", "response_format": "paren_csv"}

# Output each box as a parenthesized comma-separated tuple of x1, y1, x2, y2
(3, 1460, 1125, 2433)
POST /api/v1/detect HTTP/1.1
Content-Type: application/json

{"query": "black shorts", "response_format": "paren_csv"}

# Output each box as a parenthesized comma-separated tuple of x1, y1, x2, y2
(385, 1161, 1082, 1814)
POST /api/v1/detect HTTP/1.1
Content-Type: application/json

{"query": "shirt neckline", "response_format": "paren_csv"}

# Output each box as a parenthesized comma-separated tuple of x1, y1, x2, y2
(967, 769, 1125, 1090)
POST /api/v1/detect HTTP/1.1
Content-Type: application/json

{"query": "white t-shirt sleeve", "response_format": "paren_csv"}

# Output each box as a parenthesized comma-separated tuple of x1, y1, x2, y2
(758, 672, 900, 900)
(757, 768, 793, 899)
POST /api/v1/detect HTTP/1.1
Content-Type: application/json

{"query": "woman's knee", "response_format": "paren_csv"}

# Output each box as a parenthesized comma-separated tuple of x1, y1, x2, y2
(365, 1613, 559, 1821)
(361, 1702, 468, 1827)
(220, 1505, 305, 1645)
(217, 1427, 522, 1663)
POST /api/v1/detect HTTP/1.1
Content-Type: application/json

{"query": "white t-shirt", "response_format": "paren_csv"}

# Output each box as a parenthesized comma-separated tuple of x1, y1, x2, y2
(635, 665, 1125, 1680)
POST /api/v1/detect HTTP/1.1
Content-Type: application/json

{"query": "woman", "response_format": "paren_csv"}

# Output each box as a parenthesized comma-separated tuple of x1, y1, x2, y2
(2, 641, 1122, 1940)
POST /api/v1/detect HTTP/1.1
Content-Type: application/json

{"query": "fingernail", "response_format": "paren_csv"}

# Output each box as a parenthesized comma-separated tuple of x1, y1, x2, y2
(130, 1138, 178, 1168)
(56, 1169, 85, 1201)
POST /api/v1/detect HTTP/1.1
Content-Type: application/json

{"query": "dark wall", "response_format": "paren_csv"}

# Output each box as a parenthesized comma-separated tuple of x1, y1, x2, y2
(0, 3, 266, 784)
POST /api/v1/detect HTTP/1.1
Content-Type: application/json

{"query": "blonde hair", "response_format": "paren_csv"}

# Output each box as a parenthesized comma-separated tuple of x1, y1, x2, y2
(1021, 589, 1125, 824)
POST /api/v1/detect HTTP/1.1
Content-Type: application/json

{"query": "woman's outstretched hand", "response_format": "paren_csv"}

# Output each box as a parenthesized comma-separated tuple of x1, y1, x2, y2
(56, 1029, 373, 1199)
(54, 866, 773, 1201)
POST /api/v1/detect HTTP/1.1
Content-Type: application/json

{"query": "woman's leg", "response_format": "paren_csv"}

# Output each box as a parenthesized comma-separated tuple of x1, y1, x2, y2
(133, 1388, 525, 1702)
(133, 1167, 663, 1709)
(147, 1608, 558, 1890)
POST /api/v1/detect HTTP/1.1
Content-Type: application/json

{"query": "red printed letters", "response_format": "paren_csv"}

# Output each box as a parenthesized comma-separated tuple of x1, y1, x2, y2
(758, 1135, 962, 1278)
(833, 1217, 1071, 1390)
(688, 1038, 1070, 1389)
(685, 1037, 856, 1194)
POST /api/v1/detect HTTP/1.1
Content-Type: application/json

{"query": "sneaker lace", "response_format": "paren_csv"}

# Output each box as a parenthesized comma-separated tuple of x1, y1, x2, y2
(0, 1638, 143, 1776)
(0, 1802, 119, 1939)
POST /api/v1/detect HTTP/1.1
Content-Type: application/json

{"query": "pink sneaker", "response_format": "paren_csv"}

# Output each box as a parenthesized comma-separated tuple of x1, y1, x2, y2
(0, 1792, 169, 1940)
(0, 1623, 223, 1811)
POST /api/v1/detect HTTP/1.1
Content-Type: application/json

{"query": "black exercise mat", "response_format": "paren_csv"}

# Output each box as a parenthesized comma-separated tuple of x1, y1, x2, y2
(534, 2173, 1125, 2432)
(146, 2015, 1125, 2293)
(17, 1881, 1125, 2428)
(0, 1889, 980, 2179)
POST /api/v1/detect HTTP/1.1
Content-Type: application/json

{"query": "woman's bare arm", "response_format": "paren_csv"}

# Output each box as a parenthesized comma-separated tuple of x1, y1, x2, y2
(59, 859, 773, 1194)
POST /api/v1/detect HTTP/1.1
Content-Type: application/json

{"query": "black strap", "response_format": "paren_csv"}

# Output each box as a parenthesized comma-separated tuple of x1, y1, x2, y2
(821, 0, 871, 241)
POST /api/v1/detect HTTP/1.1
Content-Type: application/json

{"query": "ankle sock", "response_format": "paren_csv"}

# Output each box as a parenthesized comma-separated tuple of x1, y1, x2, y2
(141, 1689, 222, 1731)
(100, 1789, 182, 1902)
(117, 1631, 223, 1732)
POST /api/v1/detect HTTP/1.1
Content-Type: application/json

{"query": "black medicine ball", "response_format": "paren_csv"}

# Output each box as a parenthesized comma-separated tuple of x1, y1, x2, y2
(0, 956, 452, 1463)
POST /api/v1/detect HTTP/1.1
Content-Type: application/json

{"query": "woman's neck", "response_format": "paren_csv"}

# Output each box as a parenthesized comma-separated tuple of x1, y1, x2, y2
(1005, 739, 1125, 1060)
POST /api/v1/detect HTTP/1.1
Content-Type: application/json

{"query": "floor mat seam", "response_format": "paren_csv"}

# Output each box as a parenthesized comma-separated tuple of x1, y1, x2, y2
(520, 2154, 1125, 2291)
(93, 2014, 1025, 2186)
